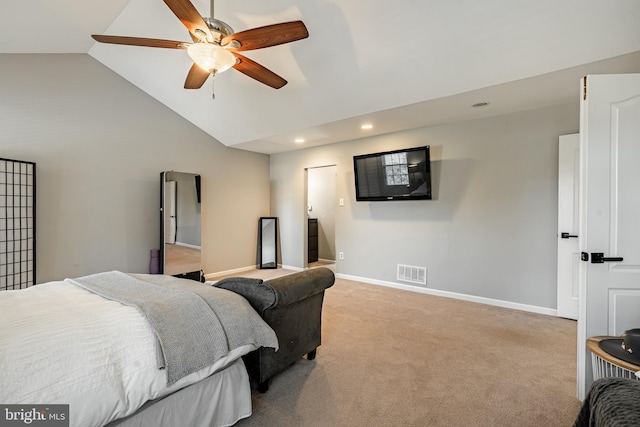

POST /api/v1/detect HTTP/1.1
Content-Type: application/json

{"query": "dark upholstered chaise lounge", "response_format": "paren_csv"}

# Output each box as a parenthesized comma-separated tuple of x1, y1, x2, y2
(214, 267, 335, 392)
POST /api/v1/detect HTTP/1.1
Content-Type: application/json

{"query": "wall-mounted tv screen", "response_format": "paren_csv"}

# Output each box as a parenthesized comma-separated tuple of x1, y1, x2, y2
(353, 146, 432, 201)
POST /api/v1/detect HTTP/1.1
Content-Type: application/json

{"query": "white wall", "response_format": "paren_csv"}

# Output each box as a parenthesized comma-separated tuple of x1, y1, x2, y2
(0, 54, 270, 283)
(271, 103, 579, 310)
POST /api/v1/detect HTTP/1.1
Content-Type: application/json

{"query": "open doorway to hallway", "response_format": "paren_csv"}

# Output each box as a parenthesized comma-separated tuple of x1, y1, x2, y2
(306, 165, 337, 272)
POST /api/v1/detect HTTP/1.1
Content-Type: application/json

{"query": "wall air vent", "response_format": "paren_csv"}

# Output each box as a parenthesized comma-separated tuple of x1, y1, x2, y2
(397, 264, 427, 286)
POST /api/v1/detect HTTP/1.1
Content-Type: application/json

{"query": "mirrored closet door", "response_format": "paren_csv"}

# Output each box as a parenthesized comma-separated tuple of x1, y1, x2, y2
(160, 171, 202, 281)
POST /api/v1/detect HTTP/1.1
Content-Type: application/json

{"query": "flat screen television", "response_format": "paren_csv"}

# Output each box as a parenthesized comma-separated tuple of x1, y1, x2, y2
(353, 146, 432, 201)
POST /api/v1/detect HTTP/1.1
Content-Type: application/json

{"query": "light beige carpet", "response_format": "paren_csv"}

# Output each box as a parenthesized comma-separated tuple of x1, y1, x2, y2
(232, 272, 581, 427)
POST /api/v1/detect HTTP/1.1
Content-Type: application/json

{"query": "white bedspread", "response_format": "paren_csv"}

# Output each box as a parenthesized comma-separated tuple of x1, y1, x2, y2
(0, 279, 261, 427)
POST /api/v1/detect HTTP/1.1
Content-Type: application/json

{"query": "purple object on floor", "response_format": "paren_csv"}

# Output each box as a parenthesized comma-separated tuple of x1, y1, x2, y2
(149, 249, 160, 274)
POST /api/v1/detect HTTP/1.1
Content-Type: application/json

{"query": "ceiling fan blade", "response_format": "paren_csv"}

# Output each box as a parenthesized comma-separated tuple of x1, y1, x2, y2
(222, 21, 308, 52)
(163, 0, 213, 42)
(184, 63, 211, 89)
(92, 35, 189, 49)
(232, 53, 287, 89)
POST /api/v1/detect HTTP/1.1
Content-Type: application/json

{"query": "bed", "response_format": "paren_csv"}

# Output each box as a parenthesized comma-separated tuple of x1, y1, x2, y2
(0, 271, 279, 427)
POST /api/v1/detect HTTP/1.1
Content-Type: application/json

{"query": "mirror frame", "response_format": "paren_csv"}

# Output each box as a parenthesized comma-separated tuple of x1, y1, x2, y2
(258, 217, 278, 269)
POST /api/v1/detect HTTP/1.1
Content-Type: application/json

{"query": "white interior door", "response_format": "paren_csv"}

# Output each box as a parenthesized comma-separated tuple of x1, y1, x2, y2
(577, 74, 640, 399)
(557, 134, 580, 320)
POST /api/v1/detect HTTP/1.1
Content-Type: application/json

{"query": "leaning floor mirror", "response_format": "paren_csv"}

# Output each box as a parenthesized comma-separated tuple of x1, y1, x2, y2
(258, 217, 278, 269)
(160, 171, 202, 281)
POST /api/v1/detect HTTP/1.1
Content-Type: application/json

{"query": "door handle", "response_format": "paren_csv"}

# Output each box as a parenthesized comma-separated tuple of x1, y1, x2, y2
(561, 232, 578, 239)
(591, 253, 624, 263)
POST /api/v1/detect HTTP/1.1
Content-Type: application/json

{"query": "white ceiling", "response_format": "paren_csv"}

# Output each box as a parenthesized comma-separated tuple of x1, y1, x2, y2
(3, 0, 640, 154)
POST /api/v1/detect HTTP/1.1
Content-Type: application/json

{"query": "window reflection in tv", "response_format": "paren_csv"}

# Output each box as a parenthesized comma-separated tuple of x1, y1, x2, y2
(353, 146, 432, 201)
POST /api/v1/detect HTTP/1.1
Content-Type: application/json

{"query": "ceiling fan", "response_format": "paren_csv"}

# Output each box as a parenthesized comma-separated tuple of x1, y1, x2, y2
(92, 0, 308, 96)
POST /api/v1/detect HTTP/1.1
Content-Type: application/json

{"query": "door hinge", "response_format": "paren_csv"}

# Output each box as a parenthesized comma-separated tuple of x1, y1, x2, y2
(583, 76, 587, 101)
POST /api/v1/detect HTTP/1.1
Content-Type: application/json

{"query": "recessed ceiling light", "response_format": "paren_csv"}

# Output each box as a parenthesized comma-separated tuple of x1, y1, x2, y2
(361, 124, 373, 130)
(294, 138, 305, 144)
(472, 102, 489, 108)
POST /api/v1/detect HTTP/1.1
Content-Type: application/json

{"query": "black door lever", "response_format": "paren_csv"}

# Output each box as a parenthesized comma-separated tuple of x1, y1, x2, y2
(591, 253, 624, 263)
(561, 232, 578, 239)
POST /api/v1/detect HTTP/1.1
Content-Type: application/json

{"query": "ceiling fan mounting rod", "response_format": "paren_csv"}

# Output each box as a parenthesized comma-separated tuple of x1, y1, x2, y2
(203, 18, 234, 42)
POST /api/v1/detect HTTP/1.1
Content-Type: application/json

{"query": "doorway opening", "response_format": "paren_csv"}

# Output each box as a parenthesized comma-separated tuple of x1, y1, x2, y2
(305, 165, 337, 272)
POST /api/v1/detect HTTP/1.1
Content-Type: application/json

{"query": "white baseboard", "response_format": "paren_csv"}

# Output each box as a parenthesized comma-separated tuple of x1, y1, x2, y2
(204, 266, 557, 317)
(174, 241, 201, 250)
(335, 273, 558, 317)
(203, 265, 256, 280)
(204, 264, 305, 280)
(280, 264, 304, 272)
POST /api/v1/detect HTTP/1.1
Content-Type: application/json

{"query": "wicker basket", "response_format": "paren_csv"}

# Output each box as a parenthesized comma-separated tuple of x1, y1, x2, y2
(588, 336, 640, 381)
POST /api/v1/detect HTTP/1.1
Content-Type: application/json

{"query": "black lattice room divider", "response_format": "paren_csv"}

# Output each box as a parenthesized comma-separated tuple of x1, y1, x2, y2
(0, 158, 36, 290)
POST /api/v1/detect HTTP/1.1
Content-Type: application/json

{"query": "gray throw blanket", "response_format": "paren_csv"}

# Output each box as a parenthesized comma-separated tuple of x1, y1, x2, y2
(67, 271, 278, 385)
(573, 377, 640, 427)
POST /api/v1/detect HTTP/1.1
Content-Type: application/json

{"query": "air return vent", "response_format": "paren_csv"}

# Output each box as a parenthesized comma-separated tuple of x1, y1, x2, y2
(397, 264, 427, 285)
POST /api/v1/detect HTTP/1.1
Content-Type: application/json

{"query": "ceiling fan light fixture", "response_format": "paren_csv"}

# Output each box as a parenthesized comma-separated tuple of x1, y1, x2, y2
(187, 43, 236, 74)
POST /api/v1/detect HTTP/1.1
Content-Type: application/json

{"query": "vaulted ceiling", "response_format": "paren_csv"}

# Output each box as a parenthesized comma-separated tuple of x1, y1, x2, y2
(3, 0, 640, 154)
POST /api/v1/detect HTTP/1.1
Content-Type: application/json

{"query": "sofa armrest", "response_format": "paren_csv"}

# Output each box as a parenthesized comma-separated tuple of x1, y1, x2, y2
(213, 268, 335, 316)
(213, 277, 276, 314)
(266, 267, 335, 310)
